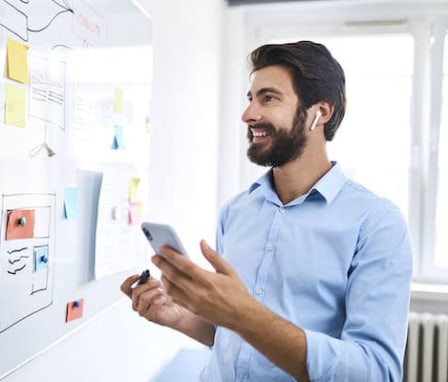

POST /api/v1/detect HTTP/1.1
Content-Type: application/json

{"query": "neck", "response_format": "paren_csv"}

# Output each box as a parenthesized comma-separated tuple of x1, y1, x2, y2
(272, 149, 332, 205)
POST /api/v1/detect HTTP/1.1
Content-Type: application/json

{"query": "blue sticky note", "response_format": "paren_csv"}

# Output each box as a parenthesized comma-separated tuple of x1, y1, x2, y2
(64, 187, 78, 219)
(112, 125, 125, 150)
(34, 245, 49, 271)
(111, 136, 118, 149)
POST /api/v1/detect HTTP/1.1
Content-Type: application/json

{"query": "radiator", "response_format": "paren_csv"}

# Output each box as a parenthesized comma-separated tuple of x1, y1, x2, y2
(403, 312, 448, 382)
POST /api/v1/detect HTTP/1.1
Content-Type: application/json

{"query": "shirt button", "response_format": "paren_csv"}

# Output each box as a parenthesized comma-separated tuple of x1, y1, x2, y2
(255, 287, 263, 295)
(266, 244, 274, 251)
(279, 207, 285, 213)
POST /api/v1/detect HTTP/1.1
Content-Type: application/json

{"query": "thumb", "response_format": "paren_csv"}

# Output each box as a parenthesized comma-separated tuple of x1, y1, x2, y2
(200, 240, 234, 275)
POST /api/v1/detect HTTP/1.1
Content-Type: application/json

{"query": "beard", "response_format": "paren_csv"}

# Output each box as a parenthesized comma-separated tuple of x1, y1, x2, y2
(246, 110, 307, 167)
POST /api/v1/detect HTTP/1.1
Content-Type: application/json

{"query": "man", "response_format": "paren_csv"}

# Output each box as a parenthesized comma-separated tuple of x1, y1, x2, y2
(121, 41, 412, 381)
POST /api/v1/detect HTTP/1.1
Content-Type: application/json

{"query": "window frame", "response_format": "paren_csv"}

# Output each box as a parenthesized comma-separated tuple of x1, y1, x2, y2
(420, 17, 448, 282)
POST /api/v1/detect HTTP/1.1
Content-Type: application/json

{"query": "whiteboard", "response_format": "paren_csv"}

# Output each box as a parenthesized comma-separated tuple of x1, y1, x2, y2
(0, 0, 152, 378)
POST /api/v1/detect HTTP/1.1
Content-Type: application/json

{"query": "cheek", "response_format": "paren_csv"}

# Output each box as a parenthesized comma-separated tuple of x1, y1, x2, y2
(275, 115, 297, 132)
(283, 105, 301, 127)
(293, 109, 307, 130)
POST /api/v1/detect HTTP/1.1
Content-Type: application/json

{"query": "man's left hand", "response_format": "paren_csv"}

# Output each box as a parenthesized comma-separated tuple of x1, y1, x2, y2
(151, 240, 253, 330)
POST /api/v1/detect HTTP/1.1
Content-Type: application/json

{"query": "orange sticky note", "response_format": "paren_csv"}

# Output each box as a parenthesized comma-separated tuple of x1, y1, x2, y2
(66, 299, 84, 323)
(6, 209, 35, 240)
(7, 38, 29, 83)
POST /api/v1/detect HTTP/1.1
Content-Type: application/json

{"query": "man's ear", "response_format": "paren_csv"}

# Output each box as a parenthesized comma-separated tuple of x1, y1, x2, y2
(317, 102, 334, 124)
(308, 102, 333, 131)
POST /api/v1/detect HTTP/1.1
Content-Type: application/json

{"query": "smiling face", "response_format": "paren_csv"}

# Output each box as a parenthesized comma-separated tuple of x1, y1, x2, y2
(242, 65, 307, 168)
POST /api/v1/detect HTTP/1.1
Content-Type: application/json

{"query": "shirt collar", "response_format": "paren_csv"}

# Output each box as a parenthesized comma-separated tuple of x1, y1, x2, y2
(249, 162, 347, 205)
(311, 162, 346, 203)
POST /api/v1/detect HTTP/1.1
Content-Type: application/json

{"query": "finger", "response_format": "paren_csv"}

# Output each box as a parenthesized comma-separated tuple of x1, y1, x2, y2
(157, 246, 212, 282)
(162, 277, 193, 311)
(161, 274, 173, 293)
(136, 287, 166, 315)
(131, 279, 163, 311)
(134, 278, 162, 292)
(158, 246, 194, 271)
(120, 274, 141, 298)
(152, 254, 193, 286)
(152, 295, 168, 305)
(200, 240, 234, 275)
(159, 274, 189, 305)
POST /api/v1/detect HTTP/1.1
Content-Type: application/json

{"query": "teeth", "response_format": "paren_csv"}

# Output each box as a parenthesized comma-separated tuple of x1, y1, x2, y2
(252, 131, 267, 137)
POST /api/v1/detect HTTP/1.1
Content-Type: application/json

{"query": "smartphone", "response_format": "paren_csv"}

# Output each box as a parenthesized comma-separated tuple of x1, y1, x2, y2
(141, 222, 189, 257)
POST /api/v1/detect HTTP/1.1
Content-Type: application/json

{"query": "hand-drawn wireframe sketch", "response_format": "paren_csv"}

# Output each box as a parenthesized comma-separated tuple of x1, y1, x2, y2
(0, 0, 74, 42)
(0, 193, 55, 333)
(0, 0, 105, 47)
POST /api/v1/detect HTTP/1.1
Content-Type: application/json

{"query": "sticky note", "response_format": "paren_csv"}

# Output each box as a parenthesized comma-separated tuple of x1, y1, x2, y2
(137, 201, 144, 218)
(113, 88, 123, 114)
(128, 202, 139, 225)
(145, 115, 151, 132)
(7, 37, 29, 83)
(6, 209, 35, 240)
(66, 299, 84, 322)
(111, 125, 125, 149)
(5, 84, 27, 127)
(64, 187, 78, 219)
(34, 245, 49, 271)
(129, 177, 140, 202)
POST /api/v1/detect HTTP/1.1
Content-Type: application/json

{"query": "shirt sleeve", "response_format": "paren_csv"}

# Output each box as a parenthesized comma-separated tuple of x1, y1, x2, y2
(305, 204, 413, 382)
(216, 200, 232, 255)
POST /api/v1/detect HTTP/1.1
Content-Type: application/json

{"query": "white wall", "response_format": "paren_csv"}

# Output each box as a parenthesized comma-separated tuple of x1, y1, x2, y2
(2, 0, 223, 381)
(143, 0, 223, 258)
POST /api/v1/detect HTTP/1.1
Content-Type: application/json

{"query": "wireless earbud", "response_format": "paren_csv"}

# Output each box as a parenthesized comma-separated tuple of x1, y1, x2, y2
(310, 110, 322, 131)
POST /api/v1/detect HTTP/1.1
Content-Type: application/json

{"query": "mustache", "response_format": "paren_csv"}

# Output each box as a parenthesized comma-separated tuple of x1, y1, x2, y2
(247, 122, 276, 139)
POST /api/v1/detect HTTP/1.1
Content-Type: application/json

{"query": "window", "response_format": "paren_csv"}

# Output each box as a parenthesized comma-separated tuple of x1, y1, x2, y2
(434, 31, 448, 270)
(320, 34, 413, 219)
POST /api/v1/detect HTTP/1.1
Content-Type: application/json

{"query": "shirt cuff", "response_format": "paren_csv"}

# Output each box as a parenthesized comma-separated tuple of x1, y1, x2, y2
(304, 329, 341, 381)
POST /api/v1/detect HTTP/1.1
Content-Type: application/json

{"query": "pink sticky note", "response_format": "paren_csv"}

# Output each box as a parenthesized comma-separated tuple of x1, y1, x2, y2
(128, 202, 139, 225)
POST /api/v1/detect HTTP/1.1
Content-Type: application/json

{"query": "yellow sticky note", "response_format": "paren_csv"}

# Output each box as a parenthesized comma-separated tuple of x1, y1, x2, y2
(137, 201, 144, 219)
(114, 88, 123, 114)
(6, 38, 29, 84)
(145, 115, 151, 133)
(129, 177, 141, 202)
(5, 84, 27, 127)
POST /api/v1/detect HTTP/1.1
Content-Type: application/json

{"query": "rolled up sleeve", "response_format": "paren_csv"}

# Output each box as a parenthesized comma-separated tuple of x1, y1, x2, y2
(305, 206, 413, 382)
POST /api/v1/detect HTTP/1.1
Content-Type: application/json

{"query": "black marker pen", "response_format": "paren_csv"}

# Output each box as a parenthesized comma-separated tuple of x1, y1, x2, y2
(137, 269, 150, 285)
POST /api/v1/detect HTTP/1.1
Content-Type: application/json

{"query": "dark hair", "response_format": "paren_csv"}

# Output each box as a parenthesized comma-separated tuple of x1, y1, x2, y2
(249, 41, 346, 141)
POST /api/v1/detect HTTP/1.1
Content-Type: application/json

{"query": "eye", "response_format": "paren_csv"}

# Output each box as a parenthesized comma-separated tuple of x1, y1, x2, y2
(262, 94, 276, 103)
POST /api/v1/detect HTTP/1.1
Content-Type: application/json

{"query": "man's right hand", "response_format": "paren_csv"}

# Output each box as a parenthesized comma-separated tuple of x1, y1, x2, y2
(120, 274, 188, 328)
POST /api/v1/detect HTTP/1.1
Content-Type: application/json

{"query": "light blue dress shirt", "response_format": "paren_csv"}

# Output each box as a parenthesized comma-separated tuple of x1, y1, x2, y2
(199, 163, 412, 382)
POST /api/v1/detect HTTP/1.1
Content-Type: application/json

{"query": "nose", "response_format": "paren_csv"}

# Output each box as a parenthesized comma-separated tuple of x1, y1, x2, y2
(241, 102, 261, 124)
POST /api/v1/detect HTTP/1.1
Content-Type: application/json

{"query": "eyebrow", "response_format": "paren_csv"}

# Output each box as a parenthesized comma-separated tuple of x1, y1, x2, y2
(247, 87, 283, 99)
